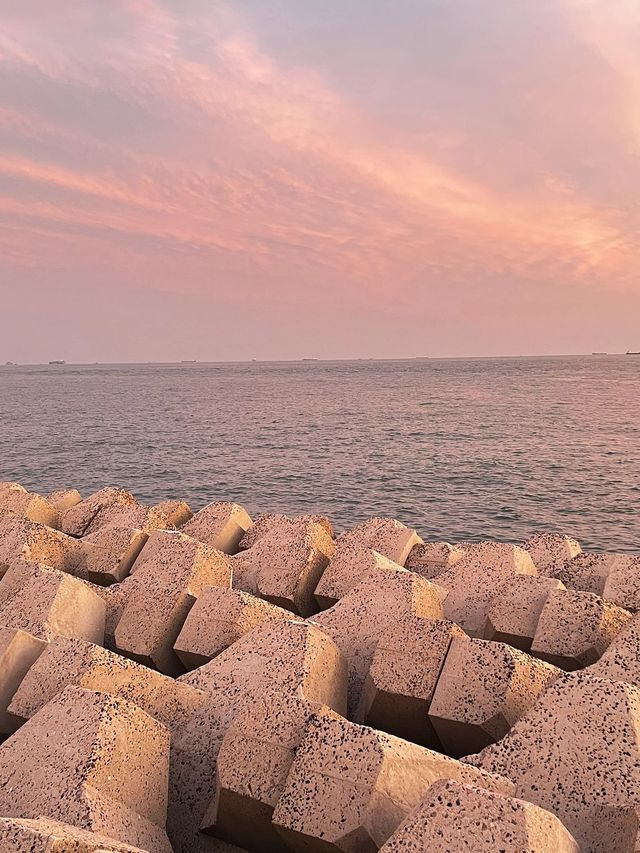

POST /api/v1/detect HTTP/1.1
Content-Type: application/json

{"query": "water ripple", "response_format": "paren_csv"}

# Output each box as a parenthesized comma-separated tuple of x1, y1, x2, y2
(0, 356, 639, 551)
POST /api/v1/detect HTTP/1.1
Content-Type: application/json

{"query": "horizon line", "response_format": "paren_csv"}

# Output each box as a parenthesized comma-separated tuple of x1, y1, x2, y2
(2, 352, 636, 367)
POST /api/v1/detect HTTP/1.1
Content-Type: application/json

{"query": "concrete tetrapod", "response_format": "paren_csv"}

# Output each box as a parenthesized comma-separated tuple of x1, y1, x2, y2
(174, 586, 295, 669)
(0, 817, 150, 852)
(233, 520, 334, 616)
(378, 779, 579, 852)
(436, 542, 538, 636)
(0, 511, 85, 577)
(530, 587, 631, 669)
(170, 620, 348, 853)
(182, 501, 252, 553)
(0, 626, 47, 736)
(0, 487, 60, 528)
(202, 694, 343, 851)
(80, 524, 149, 585)
(81, 498, 193, 536)
(9, 635, 205, 735)
(428, 636, 560, 756)
(60, 488, 138, 537)
(271, 713, 515, 852)
(357, 615, 467, 746)
(602, 554, 640, 612)
(588, 612, 640, 687)
(342, 517, 424, 564)
(404, 541, 466, 580)
(113, 529, 232, 674)
(46, 487, 82, 513)
(88, 580, 133, 652)
(557, 552, 632, 595)
(314, 517, 423, 608)
(0, 559, 106, 644)
(313, 568, 444, 716)
(523, 531, 582, 575)
(179, 619, 347, 720)
(238, 512, 334, 550)
(483, 575, 566, 651)
(0, 481, 25, 495)
(314, 548, 407, 611)
(0, 685, 173, 853)
(465, 670, 640, 852)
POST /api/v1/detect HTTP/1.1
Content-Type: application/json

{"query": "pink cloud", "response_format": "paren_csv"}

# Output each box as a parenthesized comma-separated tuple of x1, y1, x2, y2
(0, 0, 639, 360)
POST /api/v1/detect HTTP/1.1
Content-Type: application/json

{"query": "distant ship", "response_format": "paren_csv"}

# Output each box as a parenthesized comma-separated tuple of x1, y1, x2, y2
(48, 360, 66, 365)
(626, 351, 640, 356)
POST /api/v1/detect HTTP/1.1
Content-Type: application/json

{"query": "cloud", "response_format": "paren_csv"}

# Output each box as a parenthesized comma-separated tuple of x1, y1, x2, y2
(0, 0, 639, 359)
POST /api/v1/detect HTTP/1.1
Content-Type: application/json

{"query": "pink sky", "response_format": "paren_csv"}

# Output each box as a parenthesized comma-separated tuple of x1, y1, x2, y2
(1, 0, 639, 362)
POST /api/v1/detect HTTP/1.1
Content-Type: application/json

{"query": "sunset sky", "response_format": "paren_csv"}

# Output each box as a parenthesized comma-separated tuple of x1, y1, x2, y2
(1, 0, 639, 362)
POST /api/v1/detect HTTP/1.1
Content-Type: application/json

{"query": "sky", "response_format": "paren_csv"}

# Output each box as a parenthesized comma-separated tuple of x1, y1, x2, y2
(0, 0, 639, 362)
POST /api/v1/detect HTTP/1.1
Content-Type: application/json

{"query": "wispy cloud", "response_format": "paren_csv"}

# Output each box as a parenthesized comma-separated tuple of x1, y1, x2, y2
(0, 0, 639, 359)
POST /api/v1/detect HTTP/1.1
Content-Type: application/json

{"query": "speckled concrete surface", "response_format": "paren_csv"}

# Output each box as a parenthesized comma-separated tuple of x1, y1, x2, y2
(0, 626, 47, 734)
(0, 487, 60, 529)
(46, 487, 82, 513)
(174, 587, 295, 669)
(483, 575, 565, 650)
(232, 520, 334, 616)
(357, 615, 466, 745)
(429, 636, 560, 755)
(379, 779, 579, 851)
(404, 540, 467, 579)
(588, 612, 640, 687)
(313, 547, 404, 611)
(522, 531, 582, 575)
(1, 482, 640, 852)
(0, 816, 151, 851)
(530, 587, 631, 669)
(271, 713, 514, 851)
(61, 488, 138, 537)
(314, 517, 423, 607)
(0, 510, 85, 576)
(238, 513, 334, 551)
(0, 685, 173, 852)
(8, 635, 205, 734)
(465, 671, 640, 852)
(0, 558, 106, 643)
(81, 524, 149, 585)
(436, 542, 538, 635)
(182, 501, 252, 554)
(558, 551, 632, 596)
(172, 620, 346, 852)
(313, 569, 444, 716)
(113, 529, 232, 674)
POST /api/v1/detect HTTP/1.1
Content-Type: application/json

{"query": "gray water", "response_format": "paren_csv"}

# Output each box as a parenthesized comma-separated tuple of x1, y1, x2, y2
(1, 356, 638, 551)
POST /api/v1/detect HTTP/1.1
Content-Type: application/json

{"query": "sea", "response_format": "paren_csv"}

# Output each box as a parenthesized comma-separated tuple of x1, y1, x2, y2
(1, 356, 638, 552)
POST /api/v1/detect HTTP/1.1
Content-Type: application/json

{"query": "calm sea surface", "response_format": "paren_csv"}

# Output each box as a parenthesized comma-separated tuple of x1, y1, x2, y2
(1, 357, 638, 552)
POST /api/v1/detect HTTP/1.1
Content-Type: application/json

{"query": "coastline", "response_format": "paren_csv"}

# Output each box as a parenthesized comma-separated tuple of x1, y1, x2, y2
(0, 481, 637, 850)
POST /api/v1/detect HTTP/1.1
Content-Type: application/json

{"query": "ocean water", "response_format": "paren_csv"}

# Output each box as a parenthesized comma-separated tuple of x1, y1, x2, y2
(1, 356, 638, 552)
